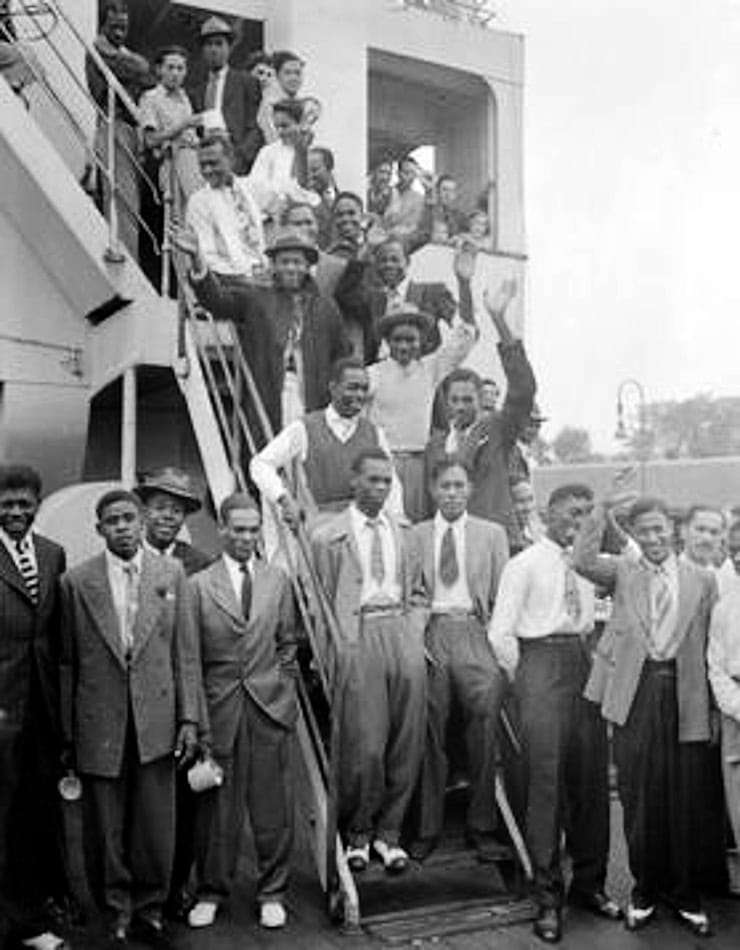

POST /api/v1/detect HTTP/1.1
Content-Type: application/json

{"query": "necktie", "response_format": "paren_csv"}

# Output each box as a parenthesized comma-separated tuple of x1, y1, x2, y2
(563, 555, 582, 626)
(240, 562, 252, 621)
(367, 519, 385, 585)
(439, 525, 459, 586)
(204, 70, 218, 110)
(122, 562, 139, 656)
(15, 539, 39, 604)
(649, 567, 674, 655)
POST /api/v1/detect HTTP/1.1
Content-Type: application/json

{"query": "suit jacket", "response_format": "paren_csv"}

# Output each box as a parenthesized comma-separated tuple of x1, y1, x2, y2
(574, 513, 717, 741)
(59, 551, 200, 778)
(171, 539, 212, 577)
(192, 270, 351, 438)
(191, 558, 297, 756)
(311, 510, 429, 686)
(0, 534, 65, 748)
(414, 515, 509, 625)
(335, 260, 454, 362)
(192, 67, 263, 174)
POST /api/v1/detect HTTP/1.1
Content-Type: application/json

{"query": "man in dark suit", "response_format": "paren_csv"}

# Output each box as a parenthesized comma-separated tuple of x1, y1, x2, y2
(412, 457, 509, 862)
(575, 494, 718, 937)
(134, 467, 211, 919)
(59, 490, 199, 945)
(188, 494, 297, 931)
(0, 465, 68, 950)
(191, 17, 262, 175)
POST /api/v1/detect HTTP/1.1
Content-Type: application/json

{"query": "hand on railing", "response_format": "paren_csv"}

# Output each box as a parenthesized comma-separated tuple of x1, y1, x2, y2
(277, 494, 302, 531)
(170, 224, 206, 276)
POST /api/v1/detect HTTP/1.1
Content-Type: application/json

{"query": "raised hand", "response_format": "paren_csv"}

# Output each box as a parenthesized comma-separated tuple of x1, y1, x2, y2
(453, 240, 477, 281)
(170, 224, 199, 260)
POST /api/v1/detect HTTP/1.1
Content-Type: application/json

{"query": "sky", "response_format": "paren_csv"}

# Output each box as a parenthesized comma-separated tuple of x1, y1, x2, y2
(493, 0, 740, 451)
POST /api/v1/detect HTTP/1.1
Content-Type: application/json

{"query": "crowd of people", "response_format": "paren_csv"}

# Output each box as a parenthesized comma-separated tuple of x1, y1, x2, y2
(3, 2, 740, 950)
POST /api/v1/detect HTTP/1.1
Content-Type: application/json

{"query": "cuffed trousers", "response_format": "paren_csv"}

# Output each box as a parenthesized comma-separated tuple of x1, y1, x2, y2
(614, 660, 706, 912)
(516, 636, 610, 910)
(194, 694, 294, 905)
(337, 611, 426, 847)
(419, 614, 506, 841)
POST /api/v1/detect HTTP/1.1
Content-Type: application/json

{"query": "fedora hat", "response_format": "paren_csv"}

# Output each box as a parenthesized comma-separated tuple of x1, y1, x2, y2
(134, 467, 202, 514)
(376, 301, 435, 344)
(200, 16, 234, 42)
(266, 228, 319, 265)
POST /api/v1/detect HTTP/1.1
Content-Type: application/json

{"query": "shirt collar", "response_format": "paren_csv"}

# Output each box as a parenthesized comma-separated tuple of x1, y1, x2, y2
(143, 538, 175, 558)
(434, 510, 467, 532)
(223, 550, 254, 573)
(643, 552, 678, 577)
(0, 527, 33, 554)
(105, 547, 143, 573)
(350, 503, 388, 530)
(326, 404, 358, 428)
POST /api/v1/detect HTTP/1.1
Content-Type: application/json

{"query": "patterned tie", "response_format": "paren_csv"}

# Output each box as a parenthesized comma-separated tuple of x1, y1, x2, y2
(15, 538, 39, 604)
(439, 525, 459, 587)
(240, 562, 253, 622)
(204, 70, 218, 110)
(649, 565, 674, 655)
(121, 562, 139, 657)
(563, 553, 582, 626)
(367, 519, 386, 584)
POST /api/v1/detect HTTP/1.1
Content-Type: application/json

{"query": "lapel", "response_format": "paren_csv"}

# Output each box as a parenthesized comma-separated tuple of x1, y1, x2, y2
(79, 554, 127, 668)
(464, 518, 478, 595)
(418, 520, 435, 593)
(33, 535, 55, 609)
(0, 539, 32, 604)
(222, 66, 235, 113)
(130, 552, 166, 661)
(329, 510, 362, 579)
(627, 564, 652, 637)
(672, 560, 703, 649)
(208, 557, 245, 628)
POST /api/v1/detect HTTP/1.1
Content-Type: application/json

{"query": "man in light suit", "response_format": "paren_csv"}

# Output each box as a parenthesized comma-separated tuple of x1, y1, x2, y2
(187, 493, 297, 931)
(311, 448, 428, 874)
(191, 17, 263, 175)
(412, 457, 508, 862)
(59, 490, 199, 945)
(574, 493, 717, 937)
(0, 466, 68, 950)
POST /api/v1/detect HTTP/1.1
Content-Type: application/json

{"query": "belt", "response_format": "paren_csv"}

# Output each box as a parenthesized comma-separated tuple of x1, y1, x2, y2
(392, 450, 424, 459)
(430, 608, 478, 619)
(519, 632, 586, 647)
(361, 603, 404, 618)
(644, 657, 677, 673)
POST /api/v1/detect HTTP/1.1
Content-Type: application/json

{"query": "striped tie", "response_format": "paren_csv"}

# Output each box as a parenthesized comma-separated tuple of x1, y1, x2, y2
(15, 539, 39, 604)
(650, 567, 674, 655)
(367, 519, 386, 584)
(121, 562, 139, 657)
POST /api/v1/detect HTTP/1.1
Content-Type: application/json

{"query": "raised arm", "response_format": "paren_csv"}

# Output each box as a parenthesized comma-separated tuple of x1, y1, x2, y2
(572, 503, 619, 591)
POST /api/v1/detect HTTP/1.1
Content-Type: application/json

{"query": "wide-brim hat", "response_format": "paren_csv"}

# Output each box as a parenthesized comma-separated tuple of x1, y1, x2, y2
(134, 467, 202, 513)
(266, 229, 320, 265)
(200, 16, 234, 42)
(376, 302, 435, 344)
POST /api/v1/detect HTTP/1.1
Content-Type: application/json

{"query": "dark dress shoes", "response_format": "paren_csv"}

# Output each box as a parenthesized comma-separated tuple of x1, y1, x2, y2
(131, 913, 171, 948)
(533, 907, 562, 943)
(569, 889, 623, 920)
(408, 837, 438, 862)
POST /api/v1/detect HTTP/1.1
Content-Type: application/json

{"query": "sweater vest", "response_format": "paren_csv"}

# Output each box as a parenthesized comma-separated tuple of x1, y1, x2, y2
(303, 411, 380, 507)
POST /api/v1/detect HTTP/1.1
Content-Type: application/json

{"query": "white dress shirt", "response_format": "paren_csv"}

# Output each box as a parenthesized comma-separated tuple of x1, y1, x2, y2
(487, 536, 595, 678)
(247, 139, 320, 214)
(432, 511, 472, 611)
(143, 538, 176, 558)
(444, 423, 475, 455)
(249, 405, 404, 515)
(708, 589, 740, 723)
(349, 504, 400, 605)
(186, 176, 266, 277)
(716, 559, 740, 601)
(0, 527, 38, 576)
(105, 547, 143, 649)
(222, 551, 255, 604)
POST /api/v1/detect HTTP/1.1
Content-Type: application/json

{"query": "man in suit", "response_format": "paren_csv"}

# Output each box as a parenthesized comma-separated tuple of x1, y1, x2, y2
(0, 465, 68, 950)
(187, 493, 297, 931)
(191, 17, 262, 175)
(59, 490, 199, 945)
(311, 449, 428, 874)
(412, 457, 509, 862)
(489, 484, 620, 944)
(574, 494, 717, 937)
(134, 468, 211, 919)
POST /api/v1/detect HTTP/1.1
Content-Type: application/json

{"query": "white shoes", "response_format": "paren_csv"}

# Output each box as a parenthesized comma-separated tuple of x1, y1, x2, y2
(259, 901, 287, 929)
(187, 900, 218, 928)
(346, 843, 370, 872)
(372, 839, 409, 873)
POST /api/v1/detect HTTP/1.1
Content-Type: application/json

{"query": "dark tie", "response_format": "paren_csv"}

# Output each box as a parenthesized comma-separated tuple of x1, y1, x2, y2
(204, 70, 218, 110)
(367, 519, 385, 584)
(240, 562, 253, 621)
(121, 561, 139, 655)
(439, 525, 459, 587)
(15, 539, 39, 604)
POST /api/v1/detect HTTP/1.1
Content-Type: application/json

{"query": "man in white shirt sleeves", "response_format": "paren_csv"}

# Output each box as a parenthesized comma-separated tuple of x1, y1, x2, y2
(487, 483, 619, 944)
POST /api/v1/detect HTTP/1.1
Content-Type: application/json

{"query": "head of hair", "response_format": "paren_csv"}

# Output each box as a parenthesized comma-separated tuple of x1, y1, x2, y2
(309, 146, 335, 172)
(436, 173, 456, 191)
(329, 355, 366, 383)
(219, 492, 260, 525)
(281, 201, 316, 225)
(351, 447, 391, 475)
(95, 488, 140, 521)
(272, 49, 304, 73)
(272, 98, 304, 124)
(444, 367, 482, 392)
(509, 474, 532, 491)
(430, 454, 471, 485)
(245, 50, 272, 71)
(685, 504, 726, 527)
(199, 129, 234, 157)
(547, 483, 593, 510)
(480, 377, 497, 388)
(154, 44, 189, 66)
(101, 0, 128, 22)
(332, 190, 363, 213)
(0, 464, 42, 498)
(626, 495, 671, 526)
(398, 154, 418, 170)
(374, 237, 407, 260)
